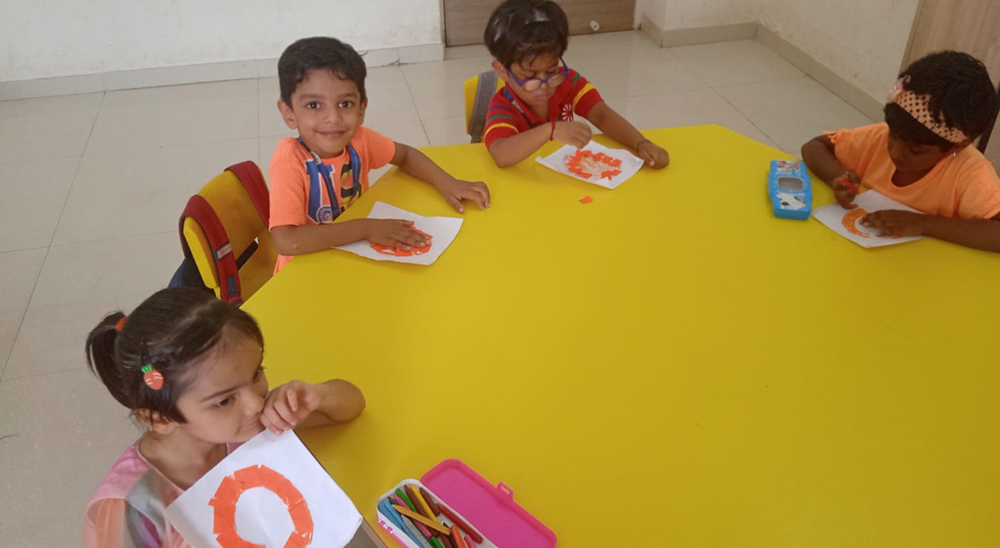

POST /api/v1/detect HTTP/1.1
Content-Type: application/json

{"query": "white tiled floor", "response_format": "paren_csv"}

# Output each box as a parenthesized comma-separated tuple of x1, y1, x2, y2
(0, 31, 872, 545)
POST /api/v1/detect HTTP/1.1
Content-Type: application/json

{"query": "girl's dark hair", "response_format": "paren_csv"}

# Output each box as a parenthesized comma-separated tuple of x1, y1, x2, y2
(86, 288, 264, 423)
(885, 50, 999, 151)
(484, 0, 569, 67)
(278, 36, 367, 105)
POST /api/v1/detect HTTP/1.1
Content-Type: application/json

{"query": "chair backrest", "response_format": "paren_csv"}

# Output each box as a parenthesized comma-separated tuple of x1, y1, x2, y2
(181, 162, 277, 304)
(463, 70, 504, 143)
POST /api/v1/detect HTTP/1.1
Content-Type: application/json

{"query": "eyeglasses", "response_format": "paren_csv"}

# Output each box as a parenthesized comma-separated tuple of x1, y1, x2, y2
(506, 59, 570, 92)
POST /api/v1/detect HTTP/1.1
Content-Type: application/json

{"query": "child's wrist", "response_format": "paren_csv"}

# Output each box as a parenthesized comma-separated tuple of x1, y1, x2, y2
(634, 138, 651, 150)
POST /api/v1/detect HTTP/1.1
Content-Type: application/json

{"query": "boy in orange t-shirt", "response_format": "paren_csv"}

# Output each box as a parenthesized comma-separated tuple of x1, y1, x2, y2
(802, 51, 1000, 252)
(268, 37, 491, 272)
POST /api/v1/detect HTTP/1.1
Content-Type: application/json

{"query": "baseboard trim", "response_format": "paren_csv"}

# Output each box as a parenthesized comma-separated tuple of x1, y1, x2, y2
(640, 16, 757, 48)
(0, 43, 445, 101)
(755, 24, 883, 121)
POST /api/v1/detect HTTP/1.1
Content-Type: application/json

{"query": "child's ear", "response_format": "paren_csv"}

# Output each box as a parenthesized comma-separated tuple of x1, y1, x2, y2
(359, 97, 368, 125)
(277, 100, 298, 130)
(135, 408, 178, 435)
(492, 60, 508, 83)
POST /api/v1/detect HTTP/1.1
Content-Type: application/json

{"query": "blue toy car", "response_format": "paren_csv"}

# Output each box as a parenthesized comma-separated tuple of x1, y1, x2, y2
(768, 160, 812, 220)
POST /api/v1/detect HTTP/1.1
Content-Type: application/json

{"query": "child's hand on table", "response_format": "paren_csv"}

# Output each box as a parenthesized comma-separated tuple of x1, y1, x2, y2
(262, 380, 322, 434)
(636, 140, 670, 169)
(434, 178, 491, 213)
(860, 210, 927, 238)
(832, 172, 861, 209)
(553, 121, 592, 149)
(362, 219, 431, 251)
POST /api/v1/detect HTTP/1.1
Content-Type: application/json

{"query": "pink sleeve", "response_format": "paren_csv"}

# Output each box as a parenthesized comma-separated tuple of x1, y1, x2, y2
(85, 499, 140, 548)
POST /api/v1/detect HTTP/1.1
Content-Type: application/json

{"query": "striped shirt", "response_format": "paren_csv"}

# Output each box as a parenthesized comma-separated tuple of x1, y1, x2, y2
(483, 69, 603, 149)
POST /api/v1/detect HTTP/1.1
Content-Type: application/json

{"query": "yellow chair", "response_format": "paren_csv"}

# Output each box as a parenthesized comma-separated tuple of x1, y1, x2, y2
(463, 70, 504, 143)
(179, 162, 276, 305)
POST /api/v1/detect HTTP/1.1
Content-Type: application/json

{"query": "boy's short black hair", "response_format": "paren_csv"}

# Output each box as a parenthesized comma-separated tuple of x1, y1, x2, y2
(884, 50, 998, 151)
(484, 0, 569, 67)
(278, 37, 367, 105)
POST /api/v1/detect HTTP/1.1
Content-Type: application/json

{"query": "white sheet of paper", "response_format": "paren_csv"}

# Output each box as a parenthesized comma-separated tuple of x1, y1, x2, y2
(166, 430, 361, 548)
(535, 140, 645, 189)
(335, 202, 463, 265)
(813, 190, 925, 248)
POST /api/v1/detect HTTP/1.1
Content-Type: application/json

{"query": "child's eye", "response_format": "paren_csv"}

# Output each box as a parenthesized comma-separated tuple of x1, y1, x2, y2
(339, 101, 354, 108)
(253, 365, 265, 381)
(307, 102, 320, 109)
(215, 396, 233, 408)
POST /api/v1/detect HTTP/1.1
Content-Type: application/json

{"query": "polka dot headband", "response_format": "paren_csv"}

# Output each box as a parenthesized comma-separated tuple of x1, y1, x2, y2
(887, 77, 970, 144)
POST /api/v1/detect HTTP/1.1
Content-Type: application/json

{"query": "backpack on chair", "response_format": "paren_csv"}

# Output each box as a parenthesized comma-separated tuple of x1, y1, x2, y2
(465, 70, 502, 143)
(170, 161, 276, 306)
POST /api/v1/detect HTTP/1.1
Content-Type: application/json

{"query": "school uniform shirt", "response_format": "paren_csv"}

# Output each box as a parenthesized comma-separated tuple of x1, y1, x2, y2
(84, 443, 238, 548)
(827, 123, 1000, 219)
(269, 126, 397, 272)
(482, 69, 603, 149)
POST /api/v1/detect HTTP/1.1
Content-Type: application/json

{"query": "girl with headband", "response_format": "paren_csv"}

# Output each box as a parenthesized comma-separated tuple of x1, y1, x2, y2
(802, 51, 1000, 252)
(83, 288, 366, 547)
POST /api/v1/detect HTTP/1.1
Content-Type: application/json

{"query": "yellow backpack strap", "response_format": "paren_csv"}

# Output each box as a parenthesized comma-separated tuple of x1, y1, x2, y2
(469, 70, 499, 144)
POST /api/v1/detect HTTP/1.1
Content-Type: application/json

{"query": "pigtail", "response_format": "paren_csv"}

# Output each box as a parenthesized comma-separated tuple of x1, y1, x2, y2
(86, 312, 131, 409)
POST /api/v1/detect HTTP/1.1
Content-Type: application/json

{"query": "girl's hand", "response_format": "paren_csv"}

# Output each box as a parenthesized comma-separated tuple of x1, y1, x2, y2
(435, 178, 491, 213)
(860, 210, 928, 238)
(363, 219, 430, 250)
(262, 380, 322, 434)
(552, 121, 592, 149)
(637, 140, 670, 169)
(832, 172, 861, 209)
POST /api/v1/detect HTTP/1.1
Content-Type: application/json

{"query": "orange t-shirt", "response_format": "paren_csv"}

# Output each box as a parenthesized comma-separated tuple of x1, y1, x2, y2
(269, 126, 396, 272)
(827, 123, 1000, 219)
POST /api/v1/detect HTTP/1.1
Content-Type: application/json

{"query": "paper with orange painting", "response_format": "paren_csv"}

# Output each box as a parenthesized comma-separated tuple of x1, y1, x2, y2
(336, 202, 463, 265)
(166, 430, 361, 548)
(536, 140, 645, 189)
(813, 190, 925, 248)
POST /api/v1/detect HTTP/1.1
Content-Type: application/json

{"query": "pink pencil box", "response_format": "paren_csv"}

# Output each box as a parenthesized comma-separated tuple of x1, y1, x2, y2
(375, 459, 557, 548)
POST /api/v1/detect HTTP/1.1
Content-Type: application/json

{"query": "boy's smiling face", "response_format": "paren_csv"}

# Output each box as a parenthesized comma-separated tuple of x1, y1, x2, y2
(495, 52, 563, 112)
(278, 68, 367, 158)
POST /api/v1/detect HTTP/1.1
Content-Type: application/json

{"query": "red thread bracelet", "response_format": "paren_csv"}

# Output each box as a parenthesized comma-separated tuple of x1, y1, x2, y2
(550, 120, 556, 141)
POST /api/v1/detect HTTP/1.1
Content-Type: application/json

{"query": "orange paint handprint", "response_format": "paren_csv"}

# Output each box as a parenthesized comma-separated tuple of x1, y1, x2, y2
(370, 227, 432, 257)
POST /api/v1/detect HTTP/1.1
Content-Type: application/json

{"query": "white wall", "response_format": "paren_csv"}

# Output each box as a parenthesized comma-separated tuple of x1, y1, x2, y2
(0, 0, 442, 82)
(760, 0, 920, 103)
(636, 0, 920, 104)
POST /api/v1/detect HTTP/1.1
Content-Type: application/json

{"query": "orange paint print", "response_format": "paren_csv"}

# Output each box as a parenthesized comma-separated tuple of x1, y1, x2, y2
(842, 208, 871, 238)
(565, 150, 623, 180)
(209, 464, 314, 548)
(370, 227, 432, 257)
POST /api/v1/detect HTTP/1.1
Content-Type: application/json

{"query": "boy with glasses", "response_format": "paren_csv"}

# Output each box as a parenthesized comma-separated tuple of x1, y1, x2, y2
(482, 0, 670, 169)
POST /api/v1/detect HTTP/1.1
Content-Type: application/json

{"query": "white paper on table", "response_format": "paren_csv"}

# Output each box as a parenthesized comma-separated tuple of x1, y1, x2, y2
(813, 190, 925, 248)
(535, 140, 645, 189)
(166, 430, 361, 548)
(335, 202, 463, 265)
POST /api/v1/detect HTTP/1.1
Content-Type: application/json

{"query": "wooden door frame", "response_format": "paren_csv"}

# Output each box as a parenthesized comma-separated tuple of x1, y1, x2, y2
(902, 0, 999, 154)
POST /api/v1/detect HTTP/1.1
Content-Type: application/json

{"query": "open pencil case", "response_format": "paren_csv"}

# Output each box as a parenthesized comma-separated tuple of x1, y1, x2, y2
(375, 459, 557, 548)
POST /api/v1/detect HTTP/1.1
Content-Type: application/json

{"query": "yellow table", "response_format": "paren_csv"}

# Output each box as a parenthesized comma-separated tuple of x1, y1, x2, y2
(245, 126, 1000, 548)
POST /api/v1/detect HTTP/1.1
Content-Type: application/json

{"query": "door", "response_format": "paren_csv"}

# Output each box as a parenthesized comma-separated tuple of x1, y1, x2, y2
(443, 0, 637, 47)
(902, 0, 1000, 165)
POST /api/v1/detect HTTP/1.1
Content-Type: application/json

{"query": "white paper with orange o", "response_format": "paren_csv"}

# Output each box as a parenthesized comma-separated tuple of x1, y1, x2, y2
(166, 430, 361, 548)
(336, 202, 464, 265)
(536, 140, 644, 190)
(813, 190, 925, 248)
